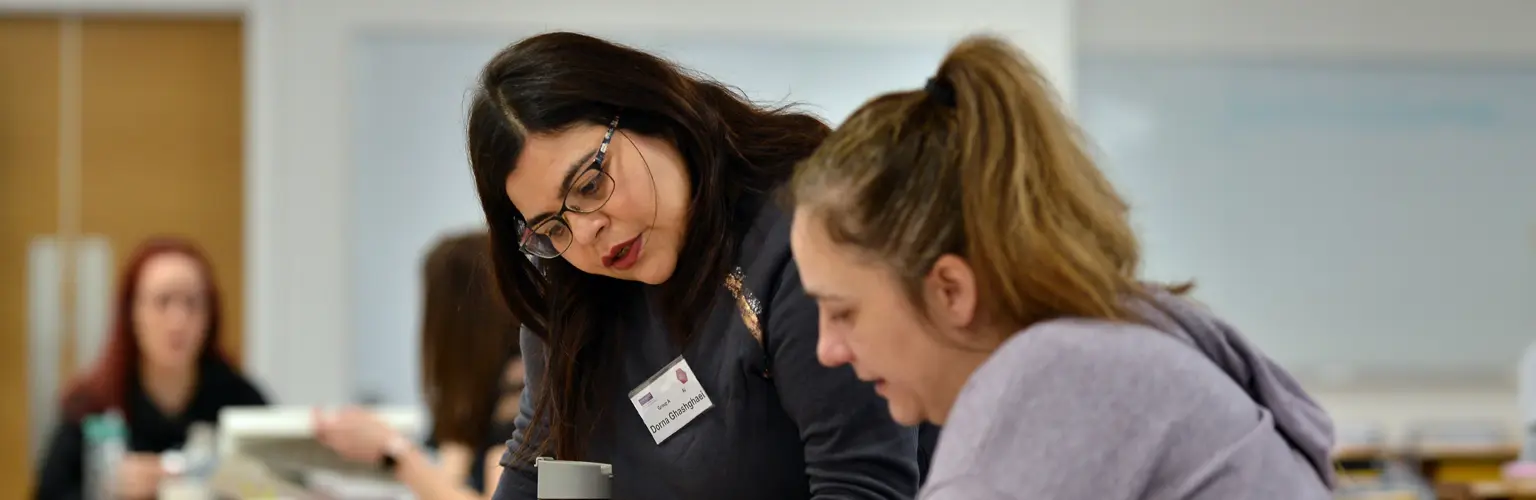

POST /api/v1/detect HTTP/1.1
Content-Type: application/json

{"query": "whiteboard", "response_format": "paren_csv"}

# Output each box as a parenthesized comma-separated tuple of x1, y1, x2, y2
(1077, 57, 1536, 387)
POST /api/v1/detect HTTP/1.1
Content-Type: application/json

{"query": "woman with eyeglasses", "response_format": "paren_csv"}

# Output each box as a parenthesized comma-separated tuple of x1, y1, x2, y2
(788, 35, 1335, 499)
(466, 32, 925, 499)
(34, 237, 268, 500)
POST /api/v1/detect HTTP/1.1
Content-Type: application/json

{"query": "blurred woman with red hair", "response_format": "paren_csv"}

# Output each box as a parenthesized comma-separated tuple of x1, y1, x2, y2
(34, 237, 268, 500)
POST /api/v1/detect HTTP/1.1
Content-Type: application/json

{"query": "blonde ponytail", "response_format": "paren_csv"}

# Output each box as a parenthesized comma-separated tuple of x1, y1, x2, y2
(792, 34, 1151, 332)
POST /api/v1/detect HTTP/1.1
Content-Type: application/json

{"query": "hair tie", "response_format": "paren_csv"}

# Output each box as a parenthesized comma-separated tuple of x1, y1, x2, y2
(924, 76, 957, 107)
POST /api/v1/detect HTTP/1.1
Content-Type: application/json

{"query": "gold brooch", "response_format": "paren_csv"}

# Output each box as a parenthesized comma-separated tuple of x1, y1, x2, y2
(725, 266, 764, 345)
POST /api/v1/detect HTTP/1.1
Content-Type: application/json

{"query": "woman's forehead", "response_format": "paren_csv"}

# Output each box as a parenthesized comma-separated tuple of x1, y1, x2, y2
(139, 254, 204, 288)
(522, 125, 605, 169)
(507, 125, 607, 201)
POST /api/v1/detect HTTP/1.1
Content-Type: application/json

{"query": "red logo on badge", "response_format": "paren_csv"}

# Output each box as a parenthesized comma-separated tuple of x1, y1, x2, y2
(676, 368, 688, 384)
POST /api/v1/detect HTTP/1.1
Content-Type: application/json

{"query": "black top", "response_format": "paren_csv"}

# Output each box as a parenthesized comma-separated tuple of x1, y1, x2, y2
(493, 200, 928, 499)
(33, 357, 268, 500)
(917, 423, 940, 481)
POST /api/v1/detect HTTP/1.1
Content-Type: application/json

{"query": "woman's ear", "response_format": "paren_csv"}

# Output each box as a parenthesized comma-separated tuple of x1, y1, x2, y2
(923, 254, 980, 330)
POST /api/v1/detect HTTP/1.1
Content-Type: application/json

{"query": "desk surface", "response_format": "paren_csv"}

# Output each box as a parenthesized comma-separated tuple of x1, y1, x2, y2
(1334, 444, 1521, 461)
(1469, 478, 1536, 498)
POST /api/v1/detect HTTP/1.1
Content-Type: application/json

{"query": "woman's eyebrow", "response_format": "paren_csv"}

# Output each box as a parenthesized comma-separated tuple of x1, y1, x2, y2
(526, 148, 598, 227)
(803, 288, 849, 303)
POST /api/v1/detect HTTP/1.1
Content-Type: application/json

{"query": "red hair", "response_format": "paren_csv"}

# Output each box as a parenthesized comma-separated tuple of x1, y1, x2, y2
(62, 236, 233, 422)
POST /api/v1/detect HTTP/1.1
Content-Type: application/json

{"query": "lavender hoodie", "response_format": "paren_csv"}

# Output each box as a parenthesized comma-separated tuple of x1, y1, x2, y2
(920, 289, 1336, 499)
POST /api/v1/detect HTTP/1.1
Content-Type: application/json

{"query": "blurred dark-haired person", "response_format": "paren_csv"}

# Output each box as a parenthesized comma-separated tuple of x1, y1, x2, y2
(788, 35, 1336, 499)
(467, 32, 925, 499)
(315, 231, 523, 499)
(34, 237, 268, 500)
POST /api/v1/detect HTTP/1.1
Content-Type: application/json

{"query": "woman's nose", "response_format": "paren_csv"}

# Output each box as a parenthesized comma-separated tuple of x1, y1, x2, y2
(816, 327, 853, 368)
(163, 307, 190, 325)
(566, 211, 608, 245)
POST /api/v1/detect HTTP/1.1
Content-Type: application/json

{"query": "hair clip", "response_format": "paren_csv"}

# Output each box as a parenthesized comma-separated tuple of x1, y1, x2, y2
(924, 76, 957, 107)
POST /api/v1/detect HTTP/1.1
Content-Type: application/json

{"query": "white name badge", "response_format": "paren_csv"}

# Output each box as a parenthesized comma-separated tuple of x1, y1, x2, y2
(628, 356, 714, 445)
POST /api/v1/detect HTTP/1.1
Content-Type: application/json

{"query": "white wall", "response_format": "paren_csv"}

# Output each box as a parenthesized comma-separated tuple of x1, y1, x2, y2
(347, 35, 496, 404)
(1078, 0, 1536, 58)
(1079, 58, 1536, 380)
(1074, 0, 1536, 445)
(1077, 56, 1536, 444)
(250, 0, 1073, 406)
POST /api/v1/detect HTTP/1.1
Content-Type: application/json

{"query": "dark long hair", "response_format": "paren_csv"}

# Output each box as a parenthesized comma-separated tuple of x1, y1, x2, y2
(466, 32, 829, 461)
(62, 237, 235, 422)
(419, 230, 521, 447)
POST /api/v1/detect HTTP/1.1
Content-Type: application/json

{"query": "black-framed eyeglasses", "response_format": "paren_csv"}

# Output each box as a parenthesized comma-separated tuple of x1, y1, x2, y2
(517, 115, 621, 259)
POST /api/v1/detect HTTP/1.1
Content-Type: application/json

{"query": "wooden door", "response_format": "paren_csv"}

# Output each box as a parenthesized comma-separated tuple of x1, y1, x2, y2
(0, 15, 244, 496)
(0, 16, 63, 499)
(79, 17, 245, 362)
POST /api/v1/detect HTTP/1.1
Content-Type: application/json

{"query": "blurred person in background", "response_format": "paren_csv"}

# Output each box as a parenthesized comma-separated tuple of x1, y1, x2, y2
(315, 230, 523, 499)
(34, 237, 269, 500)
(467, 32, 926, 499)
(788, 35, 1335, 499)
